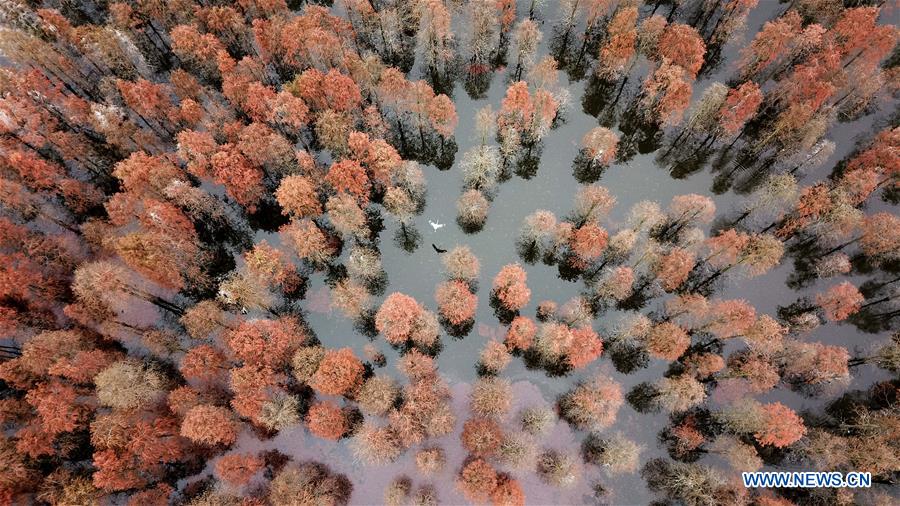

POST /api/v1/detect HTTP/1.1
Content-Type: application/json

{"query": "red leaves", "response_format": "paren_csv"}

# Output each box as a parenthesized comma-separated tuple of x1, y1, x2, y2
(215, 453, 264, 486)
(25, 381, 91, 435)
(718, 81, 763, 136)
(210, 144, 265, 212)
(306, 401, 348, 440)
(657, 248, 695, 291)
(310, 348, 365, 397)
(326, 159, 370, 204)
(376, 293, 427, 345)
(492, 264, 531, 312)
(571, 223, 608, 260)
(754, 402, 805, 448)
(291, 68, 362, 113)
(658, 24, 706, 78)
(816, 282, 864, 321)
(457, 458, 499, 503)
(226, 317, 308, 369)
(435, 280, 478, 325)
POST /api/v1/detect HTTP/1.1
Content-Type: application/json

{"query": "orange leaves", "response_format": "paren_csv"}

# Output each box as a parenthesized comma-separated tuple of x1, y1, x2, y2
(290, 68, 362, 113)
(306, 401, 347, 441)
(492, 264, 531, 312)
(816, 282, 864, 321)
(435, 280, 478, 326)
(754, 402, 805, 448)
(310, 348, 365, 397)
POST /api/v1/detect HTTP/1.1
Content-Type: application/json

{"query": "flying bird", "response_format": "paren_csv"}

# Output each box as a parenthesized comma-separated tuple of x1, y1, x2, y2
(432, 244, 447, 253)
(428, 220, 445, 231)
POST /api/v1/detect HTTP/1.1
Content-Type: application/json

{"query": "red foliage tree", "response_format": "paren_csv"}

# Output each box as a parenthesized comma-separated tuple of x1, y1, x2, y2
(457, 458, 499, 503)
(596, 7, 638, 81)
(657, 248, 695, 291)
(658, 24, 706, 78)
(375, 293, 426, 345)
(567, 327, 603, 369)
(225, 317, 308, 369)
(492, 264, 531, 311)
(290, 68, 362, 113)
(738, 11, 801, 80)
(491, 474, 525, 506)
(210, 144, 265, 213)
(461, 418, 504, 457)
(754, 402, 806, 448)
(326, 159, 371, 204)
(310, 348, 365, 397)
(435, 280, 478, 325)
(644, 322, 690, 361)
(571, 223, 608, 261)
(24, 381, 92, 435)
(641, 60, 693, 125)
(816, 282, 864, 322)
(505, 316, 537, 351)
(718, 81, 763, 136)
(215, 453, 264, 487)
(180, 344, 229, 383)
(306, 401, 348, 441)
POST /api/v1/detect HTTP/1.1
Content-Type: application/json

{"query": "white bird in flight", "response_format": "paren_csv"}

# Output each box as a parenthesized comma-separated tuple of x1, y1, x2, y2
(429, 220, 445, 231)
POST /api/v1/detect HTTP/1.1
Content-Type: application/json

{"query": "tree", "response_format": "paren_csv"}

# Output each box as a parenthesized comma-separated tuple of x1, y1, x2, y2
(357, 376, 400, 417)
(596, 7, 638, 81)
(456, 189, 491, 233)
(658, 24, 706, 78)
(816, 282, 864, 322)
(307, 401, 348, 441)
(443, 245, 481, 282)
(180, 404, 239, 446)
(94, 360, 166, 410)
(326, 159, 370, 205)
(641, 60, 693, 126)
(280, 219, 338, 267)
(718, 81, 763, 136)
(457, 458, 498, 503)
(738, 11, 801, 81)
(210, 144, 265, 213)
(180, 344, 229, 383)
(642, 322, 690, 361)
(492, 264, 531, 312)
(656, 248, 695, 291)
(754, 402, 806, 448)
(326, 193, 369, 239)
(582, 433, 642, 474)
(579, 127, 619, 168)
(570, 223, 608, 261)
(559, 374, 623, 430)
(268, 462, 351, 505)
(461, 145, 501, 192)
(461, 417, 504, 457)
(536, 449, 581, 488)
(780, 341, 849, 387)
(290, 68, 363, 113)
(510, 20, 542, 81)
(505, 316, 537, 351)
(215, 453, 264, 487)
(376, 293, 428, 345)
(170, 24, 226, 83)
(435, 280, 478, 325)
(310, 348, 365, 397)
